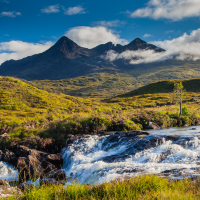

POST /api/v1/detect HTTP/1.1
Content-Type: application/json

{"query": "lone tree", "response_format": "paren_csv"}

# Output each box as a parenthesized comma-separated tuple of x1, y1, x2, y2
(173, 82, 185, 117)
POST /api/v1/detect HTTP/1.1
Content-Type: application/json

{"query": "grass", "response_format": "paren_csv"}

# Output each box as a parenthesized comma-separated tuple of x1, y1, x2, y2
(6, 175, 200, 200)
(30, 72, 142, 98)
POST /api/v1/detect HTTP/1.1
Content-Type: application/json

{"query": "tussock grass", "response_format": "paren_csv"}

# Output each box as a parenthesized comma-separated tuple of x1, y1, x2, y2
(7, 175, 200, 200)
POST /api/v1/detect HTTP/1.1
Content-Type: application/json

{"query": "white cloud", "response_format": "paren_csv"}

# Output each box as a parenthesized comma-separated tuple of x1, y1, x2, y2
(1, 11, 21, 17)
(143, 34, 152, 38)
(0, 41, 53, 64)
(41, 5, 60, 14)
(64, 6, 85, 15)
(103, 28, 200, 64)
(65, 26, 128, 48)
(130, 0, 200, 21)
(93, 20, 126, 27)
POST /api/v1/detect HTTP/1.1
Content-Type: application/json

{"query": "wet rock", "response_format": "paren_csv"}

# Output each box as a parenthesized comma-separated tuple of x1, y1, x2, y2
(18, 183, 34, 191)
(14, 145, 48, 162)
(41, 161, 57, 174)
(125, 131, 149, 137)
(25, 155, 44, 179)
(2, 149, 17, 165)
(17, 155, 44, 183)
(146, 122, 160, 130)
(49, 169, 66, 181)
(166, 136, 180, 141)
(46, 153, 63, 167)
(40, 178, 58, 185)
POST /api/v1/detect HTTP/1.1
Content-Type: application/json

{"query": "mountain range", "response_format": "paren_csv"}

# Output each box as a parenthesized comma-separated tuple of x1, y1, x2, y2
(1, 36, 200, 98)
(0, 36, 165, 80)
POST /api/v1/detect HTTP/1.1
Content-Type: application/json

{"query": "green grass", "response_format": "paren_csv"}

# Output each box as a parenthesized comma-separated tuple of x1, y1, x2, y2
(30, 72, 142, 98)
(7, 175, 200, 200)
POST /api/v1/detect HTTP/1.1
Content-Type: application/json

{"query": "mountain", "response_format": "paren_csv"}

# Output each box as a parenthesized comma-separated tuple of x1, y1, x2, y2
(0, 36, 165, 80)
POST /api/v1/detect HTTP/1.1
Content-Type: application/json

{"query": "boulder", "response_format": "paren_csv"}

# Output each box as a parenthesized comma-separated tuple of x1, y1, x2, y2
(46, 153, 63, 167)
(25, 155, 44, 180)
(146, 122, 160, 130)
(126, 131, 149, 137)
(2, 149, 17, 165)
(40, 178, 58, 186)
(41, 161, 57, 174)
(17, 155, 44, 183)
(49, 169, 66, 181)
(18, 183, 34, 191)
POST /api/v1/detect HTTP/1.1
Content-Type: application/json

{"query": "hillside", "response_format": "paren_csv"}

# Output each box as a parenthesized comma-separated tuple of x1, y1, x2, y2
(30, 72, 144, 98)
(1, 76, 200, 151)
(115, 79, 200, 98)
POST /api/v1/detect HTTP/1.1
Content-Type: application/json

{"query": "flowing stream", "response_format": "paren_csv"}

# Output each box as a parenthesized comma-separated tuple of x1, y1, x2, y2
(0, 161, 18, 182)
(62, 126, 200, 184)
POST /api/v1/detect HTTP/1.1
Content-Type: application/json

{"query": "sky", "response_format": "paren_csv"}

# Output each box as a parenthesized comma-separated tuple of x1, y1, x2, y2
(1, 0, 200, 64)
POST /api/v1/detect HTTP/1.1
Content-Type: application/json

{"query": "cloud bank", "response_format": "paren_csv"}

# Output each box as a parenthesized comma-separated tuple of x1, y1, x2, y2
(0, 41, 53, 64)
(65, 26, 128, 48)
(131, 0, 200, 21)
(103, 28, 200, 64)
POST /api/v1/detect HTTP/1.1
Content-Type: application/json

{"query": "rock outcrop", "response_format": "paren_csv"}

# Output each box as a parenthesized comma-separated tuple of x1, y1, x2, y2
(0, 145, 64, 183)
(146, 122, 160, 129)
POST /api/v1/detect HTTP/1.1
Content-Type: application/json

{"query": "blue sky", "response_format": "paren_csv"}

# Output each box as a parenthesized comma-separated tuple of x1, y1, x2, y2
(1, 0, 200, 64)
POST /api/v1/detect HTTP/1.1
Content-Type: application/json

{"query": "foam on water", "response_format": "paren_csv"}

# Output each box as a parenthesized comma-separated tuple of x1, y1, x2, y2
(62, 126, 200, 184)
(0, 161, 18, 182)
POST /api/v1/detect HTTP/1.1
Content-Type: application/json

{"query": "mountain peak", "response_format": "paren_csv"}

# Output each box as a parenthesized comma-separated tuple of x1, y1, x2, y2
(128, 38, 147, 46)
(53, 36, 79, 50)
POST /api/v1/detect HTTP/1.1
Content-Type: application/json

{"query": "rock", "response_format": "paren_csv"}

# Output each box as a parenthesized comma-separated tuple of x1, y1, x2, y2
(49, 169, 66, 181)
(41, 161, 57, 174)
(2, 150, 17, 165)
(166, 136, 180, 141)
(25, 155, 44, 180)
(40, 178, 58, 186)
(146, 122, 160, 130)
(0, 180, 9, 186)
(0, 185, 22, 198)
(0, 150, 3, 160)
(18, 183, 34, 191)
(14, 145, 48, 162)
(17, 155, 44, 183)
(126, 131, 149, 137)
(46, 153, 63, 167)
(17, 157, 27, 183)
(0, 133, 8, 138)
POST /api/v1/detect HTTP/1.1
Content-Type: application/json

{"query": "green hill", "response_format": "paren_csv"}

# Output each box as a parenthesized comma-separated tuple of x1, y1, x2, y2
(115, 79, 200, 98)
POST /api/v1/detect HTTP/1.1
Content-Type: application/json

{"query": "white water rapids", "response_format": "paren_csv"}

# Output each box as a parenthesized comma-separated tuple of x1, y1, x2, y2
(62, 126, 200, 184)
(0, 161, 18, 182)
(1, 126, 200, 185)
